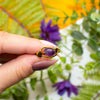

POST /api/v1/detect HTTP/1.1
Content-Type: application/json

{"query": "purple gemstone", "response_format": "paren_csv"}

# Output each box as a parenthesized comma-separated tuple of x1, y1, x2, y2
(44, 48, 56, 56)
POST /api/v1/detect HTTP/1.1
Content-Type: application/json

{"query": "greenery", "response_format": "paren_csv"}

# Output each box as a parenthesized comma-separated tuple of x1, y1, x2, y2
(0, 0, 100, 100)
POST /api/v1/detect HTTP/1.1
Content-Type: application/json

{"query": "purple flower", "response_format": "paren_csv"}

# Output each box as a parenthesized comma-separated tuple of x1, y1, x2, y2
(53, 80, 78, 97)
(40, 19, 61, 45)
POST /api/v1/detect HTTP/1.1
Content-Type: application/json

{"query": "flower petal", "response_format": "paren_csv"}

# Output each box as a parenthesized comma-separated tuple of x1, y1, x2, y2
(46, 20, 52, 29)
(40, 19, 45, 32)
(48, 25, 59, 32)
(52, 82, 61, 87)
(49, 32, 61, 41)
(40, 33, 45, 38)
(58, 81, 66, 90)
(67, 88, 71, 97)
(40, 19, 61, 45)
(65, 81, 71, 88)
(58, 88, 66, 96)
(71, 85, 78, 95)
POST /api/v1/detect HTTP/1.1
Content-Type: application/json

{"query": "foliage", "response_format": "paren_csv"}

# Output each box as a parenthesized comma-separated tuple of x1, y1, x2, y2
(0, 0, 60, 37)
(0, 0, 100, 100)
(0, 80, 28, 100)
(30, 78, 37, 90)
(71, 84, 100, 100)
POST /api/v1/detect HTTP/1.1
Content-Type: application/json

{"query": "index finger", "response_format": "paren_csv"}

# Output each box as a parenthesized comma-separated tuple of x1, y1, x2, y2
(0, 31, 56, 54)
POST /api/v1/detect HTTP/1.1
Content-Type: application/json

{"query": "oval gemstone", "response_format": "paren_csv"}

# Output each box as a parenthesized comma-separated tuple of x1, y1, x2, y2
(44, 48, 56, 56)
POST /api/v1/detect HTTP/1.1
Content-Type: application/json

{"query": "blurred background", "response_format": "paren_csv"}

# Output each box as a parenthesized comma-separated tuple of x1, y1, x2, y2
(0, 0, 100, 100)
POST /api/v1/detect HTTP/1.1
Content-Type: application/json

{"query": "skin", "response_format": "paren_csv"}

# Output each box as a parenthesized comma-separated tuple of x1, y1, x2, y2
(0, 31, 57, 93)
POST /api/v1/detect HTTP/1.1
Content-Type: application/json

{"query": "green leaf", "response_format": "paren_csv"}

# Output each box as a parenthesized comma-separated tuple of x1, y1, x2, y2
(97, 23, 100, 32)
(36, 95, 40, 100)
(11, 82, 29, 100)
(72, 41, 83, 56)
(74, 61, 80, 63)
(0, 88, 11, 99)
(63, 11, 68, 16)
(30, 78, 37, 90)
(94, 61, 100, 68)
(60, 57, 66, 63)
(54, 63, 63, 74)
(90, 12, 100, 22)
(0, 0, 46, 37)
(90, 20, 97, 30)
(96, 50, 100, 58)
(44, 95, 49, 100)
(53, 16, 60, 22)
(82, 18, 90, 32)
(71, 10, 78, 21)
(88, 38, 98, 51)
(71, 57, 74, 63)
(91, 0, 94, 4)
(72, 83, 100, 100)
(61, 35, 67, 43)
(40, 70, 43, 79)
(59, 98, 63, 100)
(90, 53, 99, 60)
(79, 65, 84, 70)
(52, 64, 66, 79)
(89, 6, 96, 15)
(48, 70, 57, 83)
(65, 64, 72, 70)
(71, 24, 80, 31)
(81, 13, 85, 17)
(81, 1, 86, 8)
(63, 16, 69, 24)
(71, 31, 86, 40)
(41, 79, 47, 94)
(85, 62, 94, 71)
(83, 71, 88, 79)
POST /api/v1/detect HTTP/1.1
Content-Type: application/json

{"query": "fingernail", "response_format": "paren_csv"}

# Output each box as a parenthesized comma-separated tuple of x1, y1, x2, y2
(32, 59, 57, 71)
(40, 40, 57, 47)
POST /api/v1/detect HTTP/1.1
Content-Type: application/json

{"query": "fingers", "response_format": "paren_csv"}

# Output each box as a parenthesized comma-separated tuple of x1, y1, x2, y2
(0, 54, 18, 63)
(0, 31, 56, 54)
(0, 54, 57, 93)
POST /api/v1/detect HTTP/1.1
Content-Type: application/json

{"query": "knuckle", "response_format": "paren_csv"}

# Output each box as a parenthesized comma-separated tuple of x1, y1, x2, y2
(15, 65, 26, 80)
(0, 31, 8, 40)
(0, 31, 8, 53)
(15, 58, 32, 80)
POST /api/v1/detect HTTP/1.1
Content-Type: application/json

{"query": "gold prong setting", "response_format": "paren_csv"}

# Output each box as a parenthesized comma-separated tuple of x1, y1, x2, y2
(36, 47, 60, 58)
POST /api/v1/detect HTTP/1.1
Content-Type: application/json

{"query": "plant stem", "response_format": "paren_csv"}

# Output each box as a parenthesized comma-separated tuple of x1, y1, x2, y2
(93, 90, 100, 100)
(0, 6, 33, 37)
(68, 73, 71, 81)
(99, 0, 100, 14)
(40, 0, 48, 17)
(40, 70, 43, 80)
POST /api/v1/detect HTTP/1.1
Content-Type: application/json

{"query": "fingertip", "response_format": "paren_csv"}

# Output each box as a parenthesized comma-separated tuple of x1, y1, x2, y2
(40, 40, 57, 48)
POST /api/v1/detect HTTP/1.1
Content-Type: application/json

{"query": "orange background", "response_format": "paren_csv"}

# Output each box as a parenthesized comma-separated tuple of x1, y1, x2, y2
(43, 0, 99, 28)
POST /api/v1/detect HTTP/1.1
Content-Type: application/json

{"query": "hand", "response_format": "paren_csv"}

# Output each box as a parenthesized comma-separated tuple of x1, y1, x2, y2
(0, 31, 57, 93)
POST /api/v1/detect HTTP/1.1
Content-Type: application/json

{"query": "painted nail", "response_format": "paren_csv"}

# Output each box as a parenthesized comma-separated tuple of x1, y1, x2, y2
(40, 40, 57, 47)
(32, 59, 57, 71)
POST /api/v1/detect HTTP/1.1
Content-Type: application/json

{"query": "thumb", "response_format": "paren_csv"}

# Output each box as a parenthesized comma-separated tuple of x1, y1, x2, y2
(0, 54, 57, 93)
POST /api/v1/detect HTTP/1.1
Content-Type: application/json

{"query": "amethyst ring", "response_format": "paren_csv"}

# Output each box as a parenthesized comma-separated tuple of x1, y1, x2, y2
(35, 47, 60, 58)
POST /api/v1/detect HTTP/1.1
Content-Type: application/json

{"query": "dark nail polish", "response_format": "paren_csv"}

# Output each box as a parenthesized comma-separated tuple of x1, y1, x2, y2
(32, 60, 57, 71)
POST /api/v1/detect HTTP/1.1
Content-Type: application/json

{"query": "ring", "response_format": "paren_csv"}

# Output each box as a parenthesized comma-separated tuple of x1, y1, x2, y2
(35, 47, 60, 58)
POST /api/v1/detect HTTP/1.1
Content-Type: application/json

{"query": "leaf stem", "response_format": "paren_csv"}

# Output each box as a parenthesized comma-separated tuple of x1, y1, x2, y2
(40, 0, 48, 18)
(93, 90, 100, 100)
(40, 70, 43, 80)
(68, 73, 71, 81)
(99, 0, 100, 14)
(0, 6, 33, 37)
